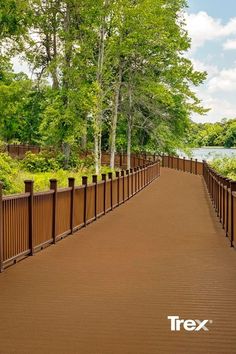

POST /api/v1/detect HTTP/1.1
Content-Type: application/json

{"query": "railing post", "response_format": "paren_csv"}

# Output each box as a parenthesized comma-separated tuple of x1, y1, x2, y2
(133, 168, 136, 194)
(217, 174, 220, 217)
(145, 164, 148, 186)
(25, 180, 34, 255)
(220, 176, 224, 225)
(68, 177, 75, 234)
(226, 178, 230, 238)
(0, 182, 3, 272)
(183, 157, 186, 172)
(120, 153, 122, 168)
(222, 177, 226, 229)
(92, 175, 98, 219)
(230, 181, 236, 247)
(138, 167, 141, 190)
(116, 171, 120, 205)
(50, 179, 58, 244)
(82, 176, 88, 226)
(126, 170, 130, 199)
(177, 156, 179, 170)
(130, 168, 133, 196)
(108, 172, 113, 210)
(190, 158, 193, 174)
(121, 170, 125, 203)
(195, 159, 198, 175)
(102, 174, 107, 213)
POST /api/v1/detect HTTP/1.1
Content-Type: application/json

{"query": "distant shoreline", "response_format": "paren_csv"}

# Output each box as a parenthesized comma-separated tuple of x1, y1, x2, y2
(192, 146, 236, 150)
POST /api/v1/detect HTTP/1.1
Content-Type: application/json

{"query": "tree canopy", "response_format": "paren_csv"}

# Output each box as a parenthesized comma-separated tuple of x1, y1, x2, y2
(0, 0, 207, 170)
(186, 119, 236, 148)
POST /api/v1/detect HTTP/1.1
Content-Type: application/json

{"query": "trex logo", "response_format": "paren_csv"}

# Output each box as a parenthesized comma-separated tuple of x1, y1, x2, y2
(167, 316, 212, 332)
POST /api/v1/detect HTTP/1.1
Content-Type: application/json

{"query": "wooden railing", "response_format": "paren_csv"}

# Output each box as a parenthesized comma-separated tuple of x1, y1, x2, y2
(162, 155, 236, 248)
(5, 144, 42, 157)
(162, 155, 203, 175)
(0, 158, 160, 272)
(203, 161, 236, 248)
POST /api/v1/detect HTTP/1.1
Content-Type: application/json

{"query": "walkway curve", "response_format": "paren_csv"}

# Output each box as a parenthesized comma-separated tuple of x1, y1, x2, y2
(0, 168, 236, 354)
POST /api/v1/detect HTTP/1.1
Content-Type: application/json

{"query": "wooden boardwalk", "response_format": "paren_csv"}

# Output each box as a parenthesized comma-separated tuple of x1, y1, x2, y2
(0, 168, 236, 354)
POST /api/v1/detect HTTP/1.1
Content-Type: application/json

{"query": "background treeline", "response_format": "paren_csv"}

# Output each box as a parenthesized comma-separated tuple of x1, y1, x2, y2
(187, 119, 236, 148)
(0, 0, 206, 173)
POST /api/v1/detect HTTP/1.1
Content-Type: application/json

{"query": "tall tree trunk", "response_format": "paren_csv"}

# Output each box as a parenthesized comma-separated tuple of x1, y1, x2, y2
(127, 119, 132, 170)
(62, 142, 71, 169)
(81, 116, 88, 151)
(51, 25, 59, 89)
(127, 84, 133, 170)
(94, 0, 108, 174)
(109, 64, 122, 169)
(94, 133, 100, 174)
(99, 129, 102, 167)
(61, 2, 73, 165)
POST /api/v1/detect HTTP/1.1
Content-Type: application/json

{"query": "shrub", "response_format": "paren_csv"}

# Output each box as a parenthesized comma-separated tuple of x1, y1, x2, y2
(21, 151, 60, 172)
(0, 153, 20, 193)
(0, 140, 7, 152)
(211, 157, 236, 180)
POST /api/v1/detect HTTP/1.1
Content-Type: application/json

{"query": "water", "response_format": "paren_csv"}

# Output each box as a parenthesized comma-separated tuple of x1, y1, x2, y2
(178, 147, 236, 162)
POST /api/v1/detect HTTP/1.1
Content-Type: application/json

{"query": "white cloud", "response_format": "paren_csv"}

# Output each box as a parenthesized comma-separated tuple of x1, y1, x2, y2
(185, 11, 236, 123)
(208, 66, 236, 92)
(191, 58, 219, 79)
(191, 65, 236, 122)
(185, 12, 236, 51)
(192, 92, 236, 123)
(223, 38, 236, 50)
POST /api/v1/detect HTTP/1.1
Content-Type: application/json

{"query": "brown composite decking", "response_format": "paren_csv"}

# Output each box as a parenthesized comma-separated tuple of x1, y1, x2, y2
(0, 168, 236, 354)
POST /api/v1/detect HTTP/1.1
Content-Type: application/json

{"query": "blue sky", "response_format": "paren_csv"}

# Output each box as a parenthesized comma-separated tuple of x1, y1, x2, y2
(188, 0, 236, 20)
(186, 0, 236, 122)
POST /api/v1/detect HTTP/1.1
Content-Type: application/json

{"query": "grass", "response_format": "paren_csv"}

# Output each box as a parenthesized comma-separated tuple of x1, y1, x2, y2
(0, 152, 115, 195)
(9, 167, 114, 195)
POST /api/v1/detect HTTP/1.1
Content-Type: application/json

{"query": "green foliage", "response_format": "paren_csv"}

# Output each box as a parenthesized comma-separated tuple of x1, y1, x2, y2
(21, 150, 95, 173)
(211, 157, 236, 180)
(0, 0, 207, 172)
(0, 153, 20, 193)
(187, 119, 236, 148)
(0, 152, 113, 195)
(21, 151, 60, 172)
(0, 0, 30, 39)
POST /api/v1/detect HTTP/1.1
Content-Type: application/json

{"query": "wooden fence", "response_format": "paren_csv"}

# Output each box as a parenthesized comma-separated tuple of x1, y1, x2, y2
(0, 159, 160, 272)
(203, 161, 236, 248)
(5, 144, 41, 157)
(4, 144, 156, 167)
(162, 155, 203, 175)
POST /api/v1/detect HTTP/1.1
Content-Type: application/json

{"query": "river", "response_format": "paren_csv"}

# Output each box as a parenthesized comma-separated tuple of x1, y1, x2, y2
(178, 147, 236, 161)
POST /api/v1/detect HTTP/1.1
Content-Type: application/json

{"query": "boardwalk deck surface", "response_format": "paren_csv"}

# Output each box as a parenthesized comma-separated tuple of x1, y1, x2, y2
(0, 168, 236, 354)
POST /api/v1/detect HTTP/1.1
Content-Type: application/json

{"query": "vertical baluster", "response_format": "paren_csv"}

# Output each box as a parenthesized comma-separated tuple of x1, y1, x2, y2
(0, 183, 3, 272)
(82, 176, 88, 226)
(92, 175, 98, 220)
(25, 180, 34, 255)
(68, 177, 75, 234)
